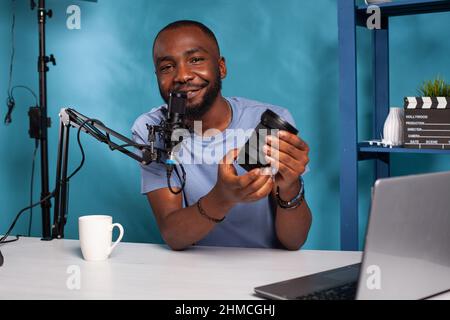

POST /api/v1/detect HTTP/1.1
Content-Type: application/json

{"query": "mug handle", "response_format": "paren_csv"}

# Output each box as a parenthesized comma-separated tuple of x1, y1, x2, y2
(108, 223, 124, 256)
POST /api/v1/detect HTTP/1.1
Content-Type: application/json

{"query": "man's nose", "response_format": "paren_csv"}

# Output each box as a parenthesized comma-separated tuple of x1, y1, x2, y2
(174, 63, 194, 84)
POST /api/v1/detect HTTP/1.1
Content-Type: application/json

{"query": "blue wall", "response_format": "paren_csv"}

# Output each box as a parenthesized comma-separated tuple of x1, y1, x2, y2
(1, 0, 449, 250)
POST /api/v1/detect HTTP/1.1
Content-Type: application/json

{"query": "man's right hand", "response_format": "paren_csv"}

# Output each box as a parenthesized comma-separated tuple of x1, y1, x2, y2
(211, 149, 274, 207)
(146, 148, 274, 250)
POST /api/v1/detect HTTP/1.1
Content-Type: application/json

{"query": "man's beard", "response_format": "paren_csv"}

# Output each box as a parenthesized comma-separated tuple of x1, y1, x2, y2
(159, 73, 222, 120)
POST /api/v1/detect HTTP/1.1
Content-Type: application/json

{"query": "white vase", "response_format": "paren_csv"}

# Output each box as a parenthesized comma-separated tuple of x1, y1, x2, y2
(383, 107, 404, 146)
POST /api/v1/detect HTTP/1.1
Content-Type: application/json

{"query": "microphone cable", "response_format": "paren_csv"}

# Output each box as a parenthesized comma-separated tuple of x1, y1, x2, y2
(4, 0, 38, 125)
(5, 0, 16, 125)
(1, 1, 43, 265)
(27, 140, 39, 237)
(0, 191, 56, 267)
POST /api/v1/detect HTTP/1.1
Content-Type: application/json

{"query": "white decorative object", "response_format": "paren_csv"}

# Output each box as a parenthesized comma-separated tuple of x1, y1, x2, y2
(382, 107, 404, 147)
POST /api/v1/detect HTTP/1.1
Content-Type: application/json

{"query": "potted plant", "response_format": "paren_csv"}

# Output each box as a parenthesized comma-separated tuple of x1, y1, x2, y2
(418, 77, 450, 97)
(404, 76, 450, 149)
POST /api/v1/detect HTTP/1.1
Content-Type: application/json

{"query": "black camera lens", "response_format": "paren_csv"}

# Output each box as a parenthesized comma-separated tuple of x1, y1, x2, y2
(261, 109, 298, 136)
(237, 109, 298, 172)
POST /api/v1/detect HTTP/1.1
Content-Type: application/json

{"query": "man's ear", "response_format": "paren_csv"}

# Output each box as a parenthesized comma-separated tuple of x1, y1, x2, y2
(219, 56, 227, 79)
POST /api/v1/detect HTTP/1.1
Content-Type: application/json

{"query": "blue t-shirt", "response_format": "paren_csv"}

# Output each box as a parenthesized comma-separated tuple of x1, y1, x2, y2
(131, 97, 296, 248)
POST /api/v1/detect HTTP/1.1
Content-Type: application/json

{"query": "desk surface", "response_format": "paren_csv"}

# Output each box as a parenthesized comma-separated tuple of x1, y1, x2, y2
(0, 237, 448, 300)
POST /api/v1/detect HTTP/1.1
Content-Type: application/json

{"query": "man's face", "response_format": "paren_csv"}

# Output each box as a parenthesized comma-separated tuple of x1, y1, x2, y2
(153, 26, 226, 120)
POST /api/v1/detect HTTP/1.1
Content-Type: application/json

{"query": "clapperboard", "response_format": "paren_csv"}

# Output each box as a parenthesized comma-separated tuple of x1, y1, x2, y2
(404, 97, 450, 149)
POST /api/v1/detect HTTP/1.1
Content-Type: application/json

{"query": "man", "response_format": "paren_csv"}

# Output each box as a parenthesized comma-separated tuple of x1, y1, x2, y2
(132, 20, 311, 251)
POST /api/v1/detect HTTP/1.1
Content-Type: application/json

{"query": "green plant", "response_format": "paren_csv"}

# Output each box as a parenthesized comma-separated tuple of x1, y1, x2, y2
(417, 76, 450, 97)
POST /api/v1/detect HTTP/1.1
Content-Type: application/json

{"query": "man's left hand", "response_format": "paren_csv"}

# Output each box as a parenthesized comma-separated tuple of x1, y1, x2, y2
(263, 130, 310, 195)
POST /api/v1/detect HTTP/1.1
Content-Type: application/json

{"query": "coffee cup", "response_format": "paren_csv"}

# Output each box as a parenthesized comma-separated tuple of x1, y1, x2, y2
(78, 215, 124, 261)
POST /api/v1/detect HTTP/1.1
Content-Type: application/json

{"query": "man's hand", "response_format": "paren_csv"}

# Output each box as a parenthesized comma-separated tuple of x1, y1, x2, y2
(263, 130, 310, 196)
(211, 149, 274, 207)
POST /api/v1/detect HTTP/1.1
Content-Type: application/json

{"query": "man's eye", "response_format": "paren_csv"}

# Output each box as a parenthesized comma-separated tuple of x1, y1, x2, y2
(159, 65, 173, 73)
(190, 57, 204, 64)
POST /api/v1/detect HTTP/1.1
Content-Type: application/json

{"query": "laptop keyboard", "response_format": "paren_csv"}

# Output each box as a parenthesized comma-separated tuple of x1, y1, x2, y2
(295, 281, 357, 300)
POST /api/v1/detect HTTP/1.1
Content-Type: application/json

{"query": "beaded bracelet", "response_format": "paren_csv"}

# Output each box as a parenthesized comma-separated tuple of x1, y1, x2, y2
(275, 177, 305, 210)
(197, 197, 225, 223)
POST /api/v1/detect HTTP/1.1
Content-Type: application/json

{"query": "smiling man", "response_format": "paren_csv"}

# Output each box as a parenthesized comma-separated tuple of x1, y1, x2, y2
(132, 20, 312, 251)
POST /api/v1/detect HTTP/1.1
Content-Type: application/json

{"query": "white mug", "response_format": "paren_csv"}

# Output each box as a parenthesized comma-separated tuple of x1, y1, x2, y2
(78, 215, 124, 261)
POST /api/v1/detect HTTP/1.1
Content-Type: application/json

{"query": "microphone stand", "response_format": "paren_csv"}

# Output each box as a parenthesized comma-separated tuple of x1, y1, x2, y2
(51, 108, 168, 239)
(31, 0, 55, 240)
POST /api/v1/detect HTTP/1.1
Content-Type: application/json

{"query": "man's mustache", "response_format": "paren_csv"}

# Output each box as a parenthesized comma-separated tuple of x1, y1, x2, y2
(172, 83, 208, 93)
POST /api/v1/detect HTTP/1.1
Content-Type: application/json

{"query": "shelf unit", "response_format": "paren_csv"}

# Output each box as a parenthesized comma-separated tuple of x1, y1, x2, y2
(338, 0, 450, 250)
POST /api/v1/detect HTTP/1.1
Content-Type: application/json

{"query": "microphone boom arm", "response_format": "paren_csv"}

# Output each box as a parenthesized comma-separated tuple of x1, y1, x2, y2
(52, 108, 165, 239)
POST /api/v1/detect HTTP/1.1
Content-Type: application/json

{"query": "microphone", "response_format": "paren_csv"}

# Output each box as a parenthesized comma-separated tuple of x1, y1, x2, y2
(164, 92, 187, 167)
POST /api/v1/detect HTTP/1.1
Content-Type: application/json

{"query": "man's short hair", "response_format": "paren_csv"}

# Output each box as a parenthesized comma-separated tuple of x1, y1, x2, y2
(153, 20, 220, 55)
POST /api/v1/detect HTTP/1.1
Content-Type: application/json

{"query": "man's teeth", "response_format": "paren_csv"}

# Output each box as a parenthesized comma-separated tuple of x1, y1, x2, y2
(188, 89, 200, 95)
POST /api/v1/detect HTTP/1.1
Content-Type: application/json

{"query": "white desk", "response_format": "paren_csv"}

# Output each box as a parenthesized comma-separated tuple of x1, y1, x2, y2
(0, 237, 448, 300)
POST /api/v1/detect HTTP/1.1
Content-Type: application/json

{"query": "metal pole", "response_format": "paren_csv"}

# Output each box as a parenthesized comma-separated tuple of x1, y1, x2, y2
(57, 124, 70, 239)
(37, 0, 53, 240)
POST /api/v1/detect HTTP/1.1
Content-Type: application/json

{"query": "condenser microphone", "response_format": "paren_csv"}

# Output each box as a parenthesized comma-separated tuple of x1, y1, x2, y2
(165, 92, 187, 166)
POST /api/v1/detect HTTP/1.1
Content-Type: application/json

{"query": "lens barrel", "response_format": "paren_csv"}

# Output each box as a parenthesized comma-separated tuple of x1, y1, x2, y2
(237, 109, 298, 172)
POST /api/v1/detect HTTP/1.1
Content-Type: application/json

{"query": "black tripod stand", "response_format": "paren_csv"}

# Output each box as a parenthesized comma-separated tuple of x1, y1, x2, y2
(30, 0, 56, 240)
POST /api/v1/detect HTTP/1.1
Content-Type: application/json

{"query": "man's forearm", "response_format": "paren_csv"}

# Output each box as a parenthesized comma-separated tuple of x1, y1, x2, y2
(274, 182, 312, 250)
(159, 187, 233, 250)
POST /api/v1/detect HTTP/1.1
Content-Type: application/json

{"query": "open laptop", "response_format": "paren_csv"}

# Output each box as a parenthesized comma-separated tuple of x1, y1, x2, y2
(255, 171, 450, 300)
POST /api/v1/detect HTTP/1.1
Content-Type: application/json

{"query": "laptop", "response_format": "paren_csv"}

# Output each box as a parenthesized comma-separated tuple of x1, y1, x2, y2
(255, 171, 450, 300)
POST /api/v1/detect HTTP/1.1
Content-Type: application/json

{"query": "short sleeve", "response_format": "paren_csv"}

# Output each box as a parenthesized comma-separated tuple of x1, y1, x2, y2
(131, 113, 182, 195)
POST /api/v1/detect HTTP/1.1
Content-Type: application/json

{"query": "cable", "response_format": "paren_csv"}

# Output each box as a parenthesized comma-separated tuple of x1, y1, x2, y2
(10, 85, 39, 106)
(4, 0, 38, 125)
(65, 119, 91, 181)
(28, 140, 39, 236)
(5, 86, 39, 125)
(5, 1, 38, 125)
(174, 165, 189, 208)
(66, 118, 115, 181)
(167, 163, 186, 195)
(7, 0, 16, 99)
(111, 143, 147, 150)
(4, 0, 16, 125)
(0, 236, 19, 244)
(0, 191, 55, 244)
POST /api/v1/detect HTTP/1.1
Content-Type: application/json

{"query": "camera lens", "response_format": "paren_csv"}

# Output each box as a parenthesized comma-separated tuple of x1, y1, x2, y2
(237, 109, 298, 172)
(261, 109, 298, 135)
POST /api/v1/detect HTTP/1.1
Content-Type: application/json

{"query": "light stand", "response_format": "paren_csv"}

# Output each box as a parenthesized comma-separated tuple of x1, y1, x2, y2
(30, 0, 55, 240)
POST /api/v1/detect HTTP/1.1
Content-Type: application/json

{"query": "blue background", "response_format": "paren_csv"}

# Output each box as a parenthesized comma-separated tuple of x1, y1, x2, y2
(1, 0, 449, 250)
